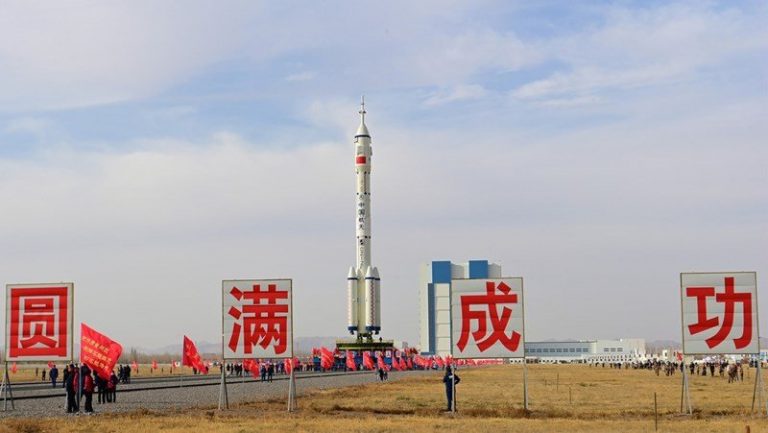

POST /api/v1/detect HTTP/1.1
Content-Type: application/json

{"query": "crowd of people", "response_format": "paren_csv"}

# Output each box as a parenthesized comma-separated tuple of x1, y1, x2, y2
(50, 364, 121, 414)
(588, 358, 755, 384)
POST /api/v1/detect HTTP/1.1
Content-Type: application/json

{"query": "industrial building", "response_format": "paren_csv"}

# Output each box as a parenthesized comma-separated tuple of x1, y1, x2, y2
(418, 260, 502, 355)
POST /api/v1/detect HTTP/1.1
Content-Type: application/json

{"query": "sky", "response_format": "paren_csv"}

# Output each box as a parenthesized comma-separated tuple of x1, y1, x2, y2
(0, 0, 766, 351)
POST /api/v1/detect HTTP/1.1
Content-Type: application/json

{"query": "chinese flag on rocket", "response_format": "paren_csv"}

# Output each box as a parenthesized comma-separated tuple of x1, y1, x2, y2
(182, 336, 208, 374)
(80, 323, 122, 381)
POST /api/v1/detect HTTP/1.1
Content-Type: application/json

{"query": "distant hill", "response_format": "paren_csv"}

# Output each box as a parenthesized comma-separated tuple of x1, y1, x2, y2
(137, 336, 339, 357)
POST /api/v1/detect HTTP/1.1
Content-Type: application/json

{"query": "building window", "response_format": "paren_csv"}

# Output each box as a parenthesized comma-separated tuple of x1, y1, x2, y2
(569, 348, 575, 352)
(618, 348, 623, 352)
(603, 348, 609, 352)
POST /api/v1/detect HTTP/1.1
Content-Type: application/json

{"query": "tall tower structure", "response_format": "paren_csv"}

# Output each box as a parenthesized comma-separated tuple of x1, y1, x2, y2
(347, 98, 381, 339)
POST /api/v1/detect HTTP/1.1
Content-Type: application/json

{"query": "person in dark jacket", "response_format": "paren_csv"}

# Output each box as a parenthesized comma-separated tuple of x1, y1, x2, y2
(108, 371, 118, 403)
(64, 364, 79, 413)
(82, 366, 95, 413)
(50, 365, 59, 388)
(442, 366, 460, 411)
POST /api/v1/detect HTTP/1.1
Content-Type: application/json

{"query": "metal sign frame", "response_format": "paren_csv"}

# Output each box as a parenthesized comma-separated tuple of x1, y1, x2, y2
(448, 277, 528, 412)
(4, 282, 75, 362)
(219, 278, 295, 411)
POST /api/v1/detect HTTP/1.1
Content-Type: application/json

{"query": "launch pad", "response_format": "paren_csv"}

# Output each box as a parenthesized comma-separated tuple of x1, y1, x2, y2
(335, 336, 394, 352)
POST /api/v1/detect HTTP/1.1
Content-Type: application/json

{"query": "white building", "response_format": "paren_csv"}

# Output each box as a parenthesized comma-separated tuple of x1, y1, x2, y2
(525, 339, 646, 363)
(419, 260, 502, 355)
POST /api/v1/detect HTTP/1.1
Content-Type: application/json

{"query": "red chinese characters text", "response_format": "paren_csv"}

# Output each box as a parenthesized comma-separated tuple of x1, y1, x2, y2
(227, 284, 289, 355)
(686, 276, 753, 349)
(8, 287, 70, 359)
(457, 281, 521, 353)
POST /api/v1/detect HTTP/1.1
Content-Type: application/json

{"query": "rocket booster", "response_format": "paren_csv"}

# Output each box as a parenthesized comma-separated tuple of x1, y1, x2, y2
(347, 99, 381, 335)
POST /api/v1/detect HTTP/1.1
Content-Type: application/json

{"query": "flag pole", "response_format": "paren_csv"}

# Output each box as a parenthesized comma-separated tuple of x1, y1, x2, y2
(450, 361, 456, 413)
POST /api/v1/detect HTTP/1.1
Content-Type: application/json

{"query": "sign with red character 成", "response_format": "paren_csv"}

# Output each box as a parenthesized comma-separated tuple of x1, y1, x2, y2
(450, 278, 525, 359)
(222, 279, 293, 360)
(5, 283, 74, 362)
(681, 272, 759, 355)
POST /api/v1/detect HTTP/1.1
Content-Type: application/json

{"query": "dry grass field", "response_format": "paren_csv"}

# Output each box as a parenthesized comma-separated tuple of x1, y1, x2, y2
(2, 364, 768, 432)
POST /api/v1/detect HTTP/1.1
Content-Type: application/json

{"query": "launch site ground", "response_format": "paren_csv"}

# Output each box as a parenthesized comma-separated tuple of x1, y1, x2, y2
(2, 365, 766, 433)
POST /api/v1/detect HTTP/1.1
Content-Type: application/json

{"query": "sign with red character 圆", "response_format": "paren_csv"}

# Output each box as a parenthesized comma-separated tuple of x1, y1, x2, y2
(450, 278, 525, 359)
(5, 283, 74, 362)
(222, 279, 293, 360)
(681, 272, 760, 355)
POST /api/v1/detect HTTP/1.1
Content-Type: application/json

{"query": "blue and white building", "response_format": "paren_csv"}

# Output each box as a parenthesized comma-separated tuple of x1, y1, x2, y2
(419, 260, 502, 355)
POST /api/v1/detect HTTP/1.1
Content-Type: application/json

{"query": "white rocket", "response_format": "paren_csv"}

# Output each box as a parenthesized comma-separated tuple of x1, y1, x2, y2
(347, 98, 381, 336)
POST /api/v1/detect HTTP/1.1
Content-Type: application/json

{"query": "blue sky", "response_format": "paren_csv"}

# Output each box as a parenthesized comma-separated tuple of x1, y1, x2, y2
(0, 0, 766, 350)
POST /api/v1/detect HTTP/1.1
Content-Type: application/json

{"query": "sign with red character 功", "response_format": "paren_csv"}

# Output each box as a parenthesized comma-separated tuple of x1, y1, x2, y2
(681, 272, 759, 355)
(222, 279, 293, 360)
(5, 283, 74, 362)
(450, 278, 525, 359)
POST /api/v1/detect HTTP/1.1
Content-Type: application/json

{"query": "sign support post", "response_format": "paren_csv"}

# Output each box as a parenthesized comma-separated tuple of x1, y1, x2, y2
(218, 364, 229, 410)
(523, 357, 529, 411)
(287, 366, 297, 412)
(680, 363, 692, 415)
(1, 363, 14, 411)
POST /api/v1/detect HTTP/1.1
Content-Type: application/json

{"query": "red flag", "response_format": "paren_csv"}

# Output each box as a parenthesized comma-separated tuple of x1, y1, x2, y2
(182, 336, 209, 374)
(399, 357, 407, 371)
(391, 357, 402, 371)
(363, 351, 375, 370)
(284, 357, 299, 374)
(345, 351, 357, 371)
(244, 359, 260, 375)
(377, 352, 389, 371)
(435, 356, 444, 368)
(47, 361, 54, 369)
(320, 347, 334, 370)
(131, 360, 138, 371)
(11, 362, 17, 374)
(407, 358, 413, 369)
(80, 323, 122, 381)
(151, 360, 158, 370)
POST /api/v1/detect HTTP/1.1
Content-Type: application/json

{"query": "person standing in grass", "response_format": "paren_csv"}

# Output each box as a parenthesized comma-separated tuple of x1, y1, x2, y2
(443, 366, 460, 411)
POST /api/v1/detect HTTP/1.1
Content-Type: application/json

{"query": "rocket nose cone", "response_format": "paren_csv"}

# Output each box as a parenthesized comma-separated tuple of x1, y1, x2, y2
(364, 266, 373, 278)
(348, 267, 357, 278)
(356, 122, 370, 137)
(371, 267, 380, 278)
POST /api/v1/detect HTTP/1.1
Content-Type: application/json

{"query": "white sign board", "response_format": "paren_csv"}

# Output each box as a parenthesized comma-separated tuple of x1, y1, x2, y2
(222, 279, 293, 360)
(681, 272, 759, 355)
(450, 278, 525, 359)
(5, 283, 74, 362)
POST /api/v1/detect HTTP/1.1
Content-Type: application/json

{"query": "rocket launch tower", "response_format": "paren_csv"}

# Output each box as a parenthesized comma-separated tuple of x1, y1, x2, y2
(346, 98, 381, 340)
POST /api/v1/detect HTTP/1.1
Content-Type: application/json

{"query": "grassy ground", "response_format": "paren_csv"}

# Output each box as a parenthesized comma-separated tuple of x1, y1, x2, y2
(2, 364, 768, 432)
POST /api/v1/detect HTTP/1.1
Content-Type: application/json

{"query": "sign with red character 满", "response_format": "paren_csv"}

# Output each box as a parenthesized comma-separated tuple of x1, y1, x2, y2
(681, 272, 759, 355)
(450, 278, 525, 359)
(222, 279, 293, 360)
(5, 283, 74, 362)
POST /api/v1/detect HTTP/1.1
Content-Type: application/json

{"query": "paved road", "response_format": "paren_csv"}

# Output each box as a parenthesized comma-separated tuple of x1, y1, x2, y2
(0, 370, 431, 418)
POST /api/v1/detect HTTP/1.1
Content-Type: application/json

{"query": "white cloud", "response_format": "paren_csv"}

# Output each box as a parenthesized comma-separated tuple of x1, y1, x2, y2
(285, 71, 316, 82)
(513, 3, 768, 103)
(0, 0, 259, 110)
(423, 84, 487, 106)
